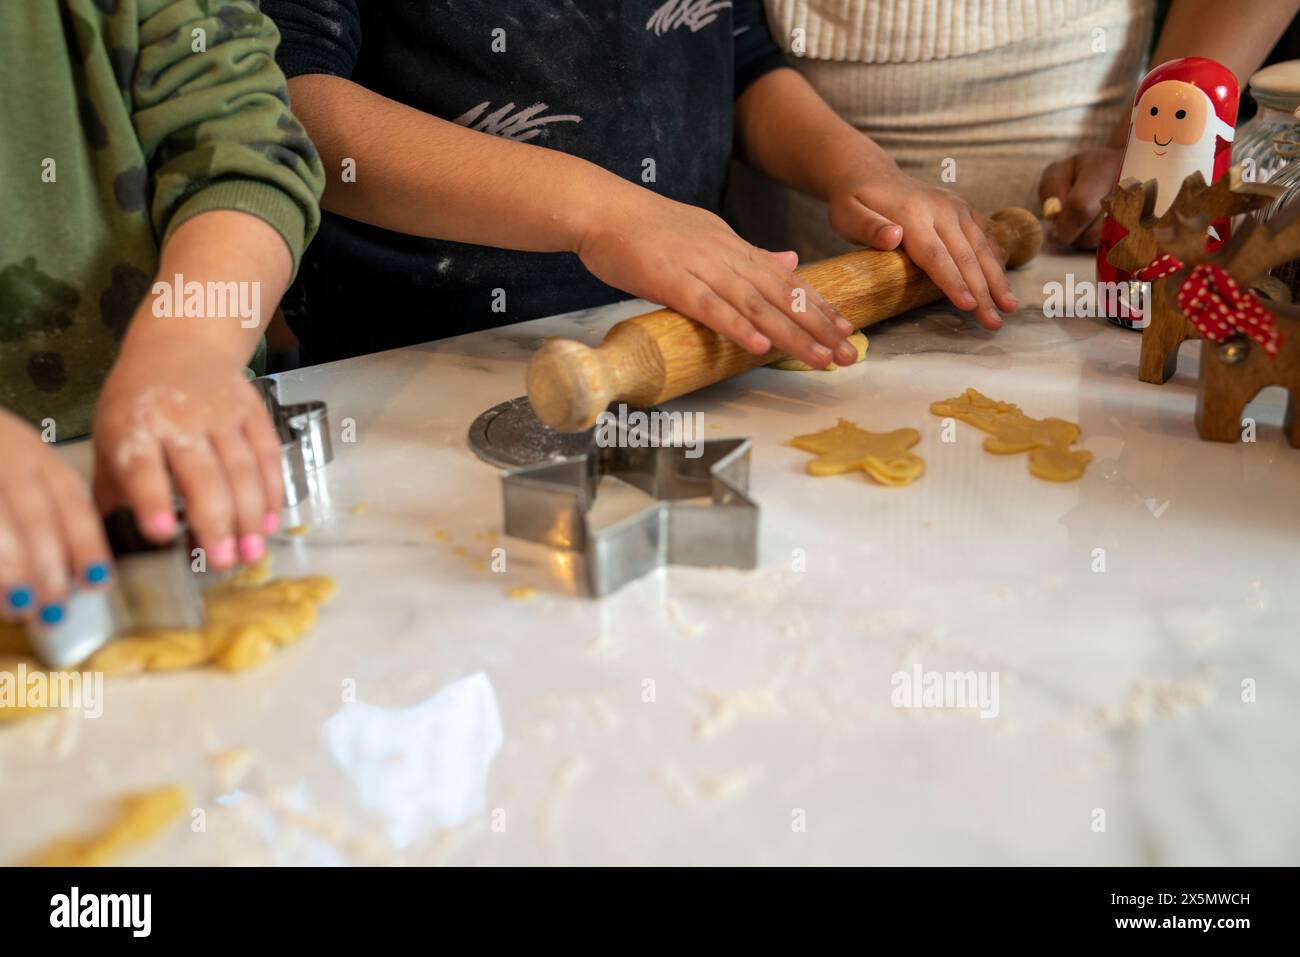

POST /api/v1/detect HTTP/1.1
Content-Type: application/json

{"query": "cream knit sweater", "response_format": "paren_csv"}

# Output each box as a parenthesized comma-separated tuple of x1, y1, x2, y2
(726, 0, 1156, 259)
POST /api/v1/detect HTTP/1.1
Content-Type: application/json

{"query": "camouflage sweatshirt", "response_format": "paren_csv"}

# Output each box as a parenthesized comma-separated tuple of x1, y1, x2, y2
(0, 0, 324, 440)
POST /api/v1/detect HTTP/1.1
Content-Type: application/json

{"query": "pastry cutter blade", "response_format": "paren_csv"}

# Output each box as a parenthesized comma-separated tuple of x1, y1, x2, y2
(24, 509, 204, 669)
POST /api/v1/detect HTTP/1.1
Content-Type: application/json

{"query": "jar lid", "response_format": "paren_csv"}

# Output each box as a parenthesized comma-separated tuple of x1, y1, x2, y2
(1250, 60, 1300, 107)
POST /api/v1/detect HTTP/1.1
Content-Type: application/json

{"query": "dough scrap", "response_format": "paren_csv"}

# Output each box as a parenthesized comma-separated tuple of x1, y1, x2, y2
(25, 785, 188, 866)
(929, 388, 1092, 482)
(88, 574, 336, 676)
(787, 419, 925, 486)
(0, 565, 335, 720)
(769, 332, 868, 371)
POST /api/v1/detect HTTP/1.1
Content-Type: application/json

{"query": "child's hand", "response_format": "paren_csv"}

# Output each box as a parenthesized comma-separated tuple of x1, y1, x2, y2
(0, 408, 111, 624)
(91, 348, 284, 571)
(825, 166, 1020, 330)
(576, 188, 861, 370)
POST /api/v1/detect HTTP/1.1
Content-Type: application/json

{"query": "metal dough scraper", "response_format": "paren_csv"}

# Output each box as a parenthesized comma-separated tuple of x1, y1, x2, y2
(25, 509, 205, 669)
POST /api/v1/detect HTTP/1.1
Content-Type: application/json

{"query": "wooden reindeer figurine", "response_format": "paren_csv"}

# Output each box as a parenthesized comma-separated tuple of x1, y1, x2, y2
(1101, 169, 1300, 447)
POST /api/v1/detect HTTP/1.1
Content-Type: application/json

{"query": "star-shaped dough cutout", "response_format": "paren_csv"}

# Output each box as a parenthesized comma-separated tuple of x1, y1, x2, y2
(787, 419, 925, 486)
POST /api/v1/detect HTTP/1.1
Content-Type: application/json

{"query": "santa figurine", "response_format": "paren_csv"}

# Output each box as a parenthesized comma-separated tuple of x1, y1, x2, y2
(1096, 57, 1240, 328)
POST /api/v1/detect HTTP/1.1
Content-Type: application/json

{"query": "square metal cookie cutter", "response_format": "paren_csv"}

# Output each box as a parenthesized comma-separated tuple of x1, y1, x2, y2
(501, 437, 759, 597)
(253, 377, 333, 507)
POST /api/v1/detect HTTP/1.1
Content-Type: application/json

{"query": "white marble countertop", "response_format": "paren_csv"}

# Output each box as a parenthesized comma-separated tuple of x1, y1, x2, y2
(2, 252, 1297, 866)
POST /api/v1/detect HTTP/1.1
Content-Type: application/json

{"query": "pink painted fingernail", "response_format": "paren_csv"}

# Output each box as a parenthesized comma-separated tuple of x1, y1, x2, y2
(239, 535, 265, 563)
(263, 512, 280, 535)
(147, 512, 178, 538)
(211, 537, 237, 567)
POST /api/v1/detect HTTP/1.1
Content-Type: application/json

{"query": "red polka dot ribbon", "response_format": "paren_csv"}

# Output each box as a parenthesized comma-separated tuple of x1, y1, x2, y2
(1134, 254, 1184, 281)
(1176, 264, 1282, 357)
(1132, 255, 1283, 358)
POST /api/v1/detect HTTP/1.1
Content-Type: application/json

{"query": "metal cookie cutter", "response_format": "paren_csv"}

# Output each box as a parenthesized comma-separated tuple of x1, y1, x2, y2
(501, 438, 759, 597)
(25, 509, 203, 669)
(254, 377, 333, 507)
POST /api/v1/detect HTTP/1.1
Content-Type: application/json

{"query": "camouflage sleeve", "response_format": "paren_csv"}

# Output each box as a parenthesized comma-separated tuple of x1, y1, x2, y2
(132, 0, 325, 278)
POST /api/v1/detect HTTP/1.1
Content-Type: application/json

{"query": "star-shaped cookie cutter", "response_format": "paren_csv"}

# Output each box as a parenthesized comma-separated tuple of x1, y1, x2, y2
(253, 377, 333, 507)
(502, 438, 759, 597)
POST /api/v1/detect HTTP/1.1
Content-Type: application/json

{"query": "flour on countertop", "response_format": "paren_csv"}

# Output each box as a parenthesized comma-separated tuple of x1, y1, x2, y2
(667, 599, 706, 638)
(700, 767, 763, 803)
(693, 689, 783, 739)
(659, 764, 764, 807)
(211, 747, 256, 791)
(1096, 679, 1211, 730)
(540, 757, 590, 864)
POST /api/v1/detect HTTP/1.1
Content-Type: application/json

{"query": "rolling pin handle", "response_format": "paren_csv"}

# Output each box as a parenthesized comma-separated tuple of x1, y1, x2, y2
(990, 207, 1043, 269)
(527, 338, 614, 433)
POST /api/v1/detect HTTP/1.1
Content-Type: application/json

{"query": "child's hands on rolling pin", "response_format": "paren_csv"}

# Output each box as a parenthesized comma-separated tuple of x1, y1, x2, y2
(0, 408, 112, 625)
(576, 185, 862, 370)
(824, 165, 1021, 331)
(730, 70, 1018, 331)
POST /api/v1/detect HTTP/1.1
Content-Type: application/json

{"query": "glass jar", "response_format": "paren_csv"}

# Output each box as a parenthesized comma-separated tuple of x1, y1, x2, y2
(1235, 60, 1300, 185)
(1254, 152, 1300, 300)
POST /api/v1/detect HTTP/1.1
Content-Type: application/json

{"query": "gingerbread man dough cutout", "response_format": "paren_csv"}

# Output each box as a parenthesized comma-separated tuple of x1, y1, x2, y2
(930, 388, 1092, 482)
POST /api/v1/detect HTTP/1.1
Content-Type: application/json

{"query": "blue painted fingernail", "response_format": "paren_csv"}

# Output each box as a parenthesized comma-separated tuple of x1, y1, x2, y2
(85, 562, 110, 585)
(7, 587, 32, 611)
(40, 604, 64, 625)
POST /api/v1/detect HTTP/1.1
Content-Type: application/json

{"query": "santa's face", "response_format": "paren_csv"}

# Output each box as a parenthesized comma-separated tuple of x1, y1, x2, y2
(1120, 79, 1220, 215)
(1133, 80, 1210, 154)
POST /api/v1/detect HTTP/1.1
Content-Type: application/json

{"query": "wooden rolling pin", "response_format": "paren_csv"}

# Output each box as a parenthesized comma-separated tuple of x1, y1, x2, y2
(528, 207, 1042, 431)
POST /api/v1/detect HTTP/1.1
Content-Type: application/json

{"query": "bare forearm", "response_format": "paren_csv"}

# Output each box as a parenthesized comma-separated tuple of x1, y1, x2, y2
(1106, 0, 1300, 145)
(1154, 0, 1298, 83)
(121, 210, 291, 366)
(287, 74, 635, 253)
(734, 67, 894, 200)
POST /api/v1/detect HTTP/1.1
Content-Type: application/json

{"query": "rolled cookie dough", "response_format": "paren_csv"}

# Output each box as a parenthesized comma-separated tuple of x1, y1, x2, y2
(930, 388, 1092, 482)
(769, 332, 868, 371)
(25, 785, 188, 866)
(788, 419, 925, 486)
(88, 572, 336, 675)
(0, 563, 335, 720)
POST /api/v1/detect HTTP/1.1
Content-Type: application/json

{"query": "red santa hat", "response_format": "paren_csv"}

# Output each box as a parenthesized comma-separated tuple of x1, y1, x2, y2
(1130, 56, 1239, 148)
